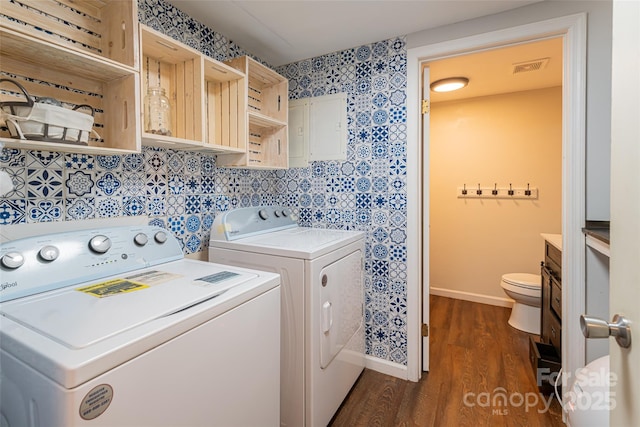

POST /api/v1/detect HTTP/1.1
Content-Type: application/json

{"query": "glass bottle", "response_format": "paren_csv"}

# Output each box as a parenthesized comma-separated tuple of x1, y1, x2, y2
(144, 87, 172, 136)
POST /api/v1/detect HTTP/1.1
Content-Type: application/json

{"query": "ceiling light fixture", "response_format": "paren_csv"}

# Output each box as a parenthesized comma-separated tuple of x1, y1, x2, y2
(430, 77, 469, 93)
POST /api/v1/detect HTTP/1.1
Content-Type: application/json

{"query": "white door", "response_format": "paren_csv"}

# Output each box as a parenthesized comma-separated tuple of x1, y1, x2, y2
(609, 0, 639, 424)
(421, 65, 431, 371)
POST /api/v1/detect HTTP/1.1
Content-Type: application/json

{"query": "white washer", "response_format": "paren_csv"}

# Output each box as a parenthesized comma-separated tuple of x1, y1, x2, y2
(0, 225, 280, 427)
(209, 206, 365, 427)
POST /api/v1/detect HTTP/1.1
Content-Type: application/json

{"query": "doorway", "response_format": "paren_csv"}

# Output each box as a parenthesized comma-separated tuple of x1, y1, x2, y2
(405, 14, 587, 384)
(427, 38, 563, 313)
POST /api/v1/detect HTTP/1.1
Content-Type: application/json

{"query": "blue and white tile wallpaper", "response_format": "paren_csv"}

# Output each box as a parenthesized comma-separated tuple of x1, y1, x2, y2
(0, 0, 408, 366)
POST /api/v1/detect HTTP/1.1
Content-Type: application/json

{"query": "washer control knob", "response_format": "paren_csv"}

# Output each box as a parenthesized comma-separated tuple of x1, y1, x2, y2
(89, 235, 112, 254)
(39, 245, 59, 262)
(1, 252, 24, 269)
(282, 208, 291, 217)
(274, 210, 281, 217)
(258, 209, 269, 220)
(154, 231, 168, 244)
(134, 233, 148, 246)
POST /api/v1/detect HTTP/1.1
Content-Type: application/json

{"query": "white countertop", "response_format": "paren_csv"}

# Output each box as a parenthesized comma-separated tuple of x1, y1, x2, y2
(541, 233, 562, 251)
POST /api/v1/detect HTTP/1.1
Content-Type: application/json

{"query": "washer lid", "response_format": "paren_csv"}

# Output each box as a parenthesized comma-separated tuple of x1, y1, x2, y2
(502, 273, 541, 289)
(0, 261, 257, 349)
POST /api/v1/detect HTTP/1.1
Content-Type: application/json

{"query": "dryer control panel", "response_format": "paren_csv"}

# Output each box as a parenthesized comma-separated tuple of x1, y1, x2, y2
(211, 206, 298, 241)
(0, 226, 183, 303)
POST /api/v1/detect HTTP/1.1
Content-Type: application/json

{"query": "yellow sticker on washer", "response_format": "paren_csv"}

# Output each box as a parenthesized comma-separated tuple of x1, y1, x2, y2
(76, 279, 149, 298)
(216, 224, 232, 234)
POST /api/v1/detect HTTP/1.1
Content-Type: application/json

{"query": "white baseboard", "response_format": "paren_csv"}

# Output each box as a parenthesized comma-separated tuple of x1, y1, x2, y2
(430, 286, 514, 308)
(365, 355, 408, 380)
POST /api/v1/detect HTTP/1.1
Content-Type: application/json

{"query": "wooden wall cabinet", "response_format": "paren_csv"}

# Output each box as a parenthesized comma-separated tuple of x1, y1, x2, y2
(216, 56, 289, 169)
(140, 25, 246, 154)
(0, 1, 140, 154)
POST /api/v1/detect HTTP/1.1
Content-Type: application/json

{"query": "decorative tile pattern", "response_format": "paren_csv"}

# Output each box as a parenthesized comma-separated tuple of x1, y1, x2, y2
(64, 154, 94, 170)
(27, 151, 63, 168)
(65, 170, 94, 197)
(27, 199, 63, 222)
(96, 197, 121, 218)
(0, 0, 409, 367)
(278, 35, 409, 365)
(66, 197, 95, 220)
(0, 149, 25, 167)
(122, 196, 145, 216)
(96, 172, 121, 196)
(0, 167, 26, 198)
(27, 168, 63, 198)
(96, 155, 121, 170)
(0, 198, 26, 224)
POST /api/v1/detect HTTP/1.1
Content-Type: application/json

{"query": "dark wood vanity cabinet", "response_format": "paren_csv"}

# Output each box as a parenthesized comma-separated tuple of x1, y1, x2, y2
(541, 241, 562, 356)
(531, 239, 562, 394)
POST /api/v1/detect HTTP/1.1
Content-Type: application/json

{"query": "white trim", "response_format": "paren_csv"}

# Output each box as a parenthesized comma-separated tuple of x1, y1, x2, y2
(561, 14, 587, 408)
(405, 29, 422, 383)
(364, 355, 408, 380)
(406, 13, 587, 394)
(430, 287, 514, 308)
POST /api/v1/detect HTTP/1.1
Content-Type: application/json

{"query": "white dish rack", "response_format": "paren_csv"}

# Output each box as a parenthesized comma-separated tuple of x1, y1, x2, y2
(0, 78, 99, 146)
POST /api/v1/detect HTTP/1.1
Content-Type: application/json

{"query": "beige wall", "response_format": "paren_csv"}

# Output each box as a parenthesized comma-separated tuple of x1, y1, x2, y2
(429, 87, 562, 299)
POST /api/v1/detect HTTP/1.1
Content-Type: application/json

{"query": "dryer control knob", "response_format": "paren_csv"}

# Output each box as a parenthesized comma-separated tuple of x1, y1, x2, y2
(39, 245, 59, 262)
(154, 231, 168, 244)
(1, 251, 24, 269)
(274, 210, 281, 217)
(89, 235, 112, 254)
(134, 233, 148, 246)
(282, 208, 291, 217)
(258, 209, 269, 220)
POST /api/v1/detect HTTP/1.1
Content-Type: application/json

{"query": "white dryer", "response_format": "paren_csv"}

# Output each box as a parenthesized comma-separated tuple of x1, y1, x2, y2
(0, 225, 281, 427)
(209, 206, 365, 427)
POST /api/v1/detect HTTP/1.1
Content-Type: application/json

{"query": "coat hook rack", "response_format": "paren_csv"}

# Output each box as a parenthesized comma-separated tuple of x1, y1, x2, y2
(457, 183, 538, 199)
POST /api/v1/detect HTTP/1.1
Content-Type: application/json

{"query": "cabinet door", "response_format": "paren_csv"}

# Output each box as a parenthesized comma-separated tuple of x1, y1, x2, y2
(288, 99, 309, 167)
(309, 93, 347, 161)
(541, 265, 552, 343)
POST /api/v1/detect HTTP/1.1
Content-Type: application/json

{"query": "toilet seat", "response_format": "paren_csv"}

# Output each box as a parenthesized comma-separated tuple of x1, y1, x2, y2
(501, 273, 541, 290)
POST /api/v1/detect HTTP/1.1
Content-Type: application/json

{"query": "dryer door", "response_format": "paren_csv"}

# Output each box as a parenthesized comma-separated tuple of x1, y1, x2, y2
(319, 250, 363, 368)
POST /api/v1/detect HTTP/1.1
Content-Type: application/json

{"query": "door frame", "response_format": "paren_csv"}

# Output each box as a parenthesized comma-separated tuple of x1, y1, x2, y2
(406, 13, 587, 384)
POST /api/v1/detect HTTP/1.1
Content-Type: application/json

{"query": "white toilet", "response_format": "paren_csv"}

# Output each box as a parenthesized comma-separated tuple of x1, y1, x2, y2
(500, 273, 542, 334)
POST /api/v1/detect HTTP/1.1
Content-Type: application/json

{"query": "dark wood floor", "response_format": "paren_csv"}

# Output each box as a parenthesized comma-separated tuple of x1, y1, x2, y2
(330, 295, 565, 427)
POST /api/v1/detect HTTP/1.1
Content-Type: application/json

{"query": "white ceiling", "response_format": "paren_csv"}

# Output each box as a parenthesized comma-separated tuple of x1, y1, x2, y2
(166, 0, 542, 66)
(165, 0, 561, 102)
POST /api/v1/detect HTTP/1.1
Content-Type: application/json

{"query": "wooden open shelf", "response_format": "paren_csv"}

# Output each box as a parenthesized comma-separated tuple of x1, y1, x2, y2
(0, 0, 139, 70)
(217, 56, 289, 169)
(140, 25, 247, 153)
(0, 27, 140, 154)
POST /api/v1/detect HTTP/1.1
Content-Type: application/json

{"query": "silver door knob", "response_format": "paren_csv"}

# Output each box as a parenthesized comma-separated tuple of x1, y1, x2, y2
(580, 314, 632, 348)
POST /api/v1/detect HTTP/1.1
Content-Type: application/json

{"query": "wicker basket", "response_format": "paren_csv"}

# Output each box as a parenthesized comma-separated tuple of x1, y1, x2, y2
(0, 79, 99, 145)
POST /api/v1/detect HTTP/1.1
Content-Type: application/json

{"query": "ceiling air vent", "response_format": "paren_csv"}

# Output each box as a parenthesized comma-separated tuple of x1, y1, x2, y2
(512, 57, 550, 74)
